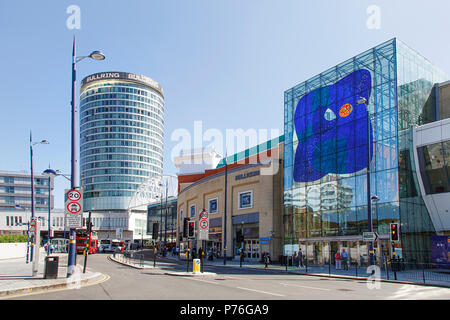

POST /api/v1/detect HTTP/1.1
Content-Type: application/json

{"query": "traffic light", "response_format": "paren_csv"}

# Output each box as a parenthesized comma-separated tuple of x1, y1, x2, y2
(188, 221, 195, 238)
(183, 218, 189, 238)
(390, 223, 399, 241)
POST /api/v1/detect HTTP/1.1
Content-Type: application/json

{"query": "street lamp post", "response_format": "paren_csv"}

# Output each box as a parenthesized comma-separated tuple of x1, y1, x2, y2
(68, 37, 105, 278)
(164, 182, 168, 247)
(43, 169, 71, 255)
(29, 132, 49, 262)
(357, 97, 375, 266)
(223, 154, 228, 265)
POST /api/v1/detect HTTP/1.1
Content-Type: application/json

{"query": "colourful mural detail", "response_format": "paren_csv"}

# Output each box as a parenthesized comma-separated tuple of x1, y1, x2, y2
(293, 69, 373, 182)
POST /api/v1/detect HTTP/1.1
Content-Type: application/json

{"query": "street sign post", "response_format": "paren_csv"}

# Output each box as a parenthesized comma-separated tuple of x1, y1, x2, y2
(65, 189, 83, 229)
(198, 209, 209, 241)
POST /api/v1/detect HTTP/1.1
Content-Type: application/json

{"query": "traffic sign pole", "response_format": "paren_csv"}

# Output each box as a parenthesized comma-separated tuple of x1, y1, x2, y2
(65, 188, 83, 278)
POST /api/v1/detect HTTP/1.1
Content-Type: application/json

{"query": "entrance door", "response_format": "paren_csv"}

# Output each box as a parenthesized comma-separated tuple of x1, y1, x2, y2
(244, 239, 260, 259)
(313, 242, 324, 265)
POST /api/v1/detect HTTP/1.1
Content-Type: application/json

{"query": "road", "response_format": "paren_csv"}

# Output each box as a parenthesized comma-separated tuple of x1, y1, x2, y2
(9, 253, 450, 300)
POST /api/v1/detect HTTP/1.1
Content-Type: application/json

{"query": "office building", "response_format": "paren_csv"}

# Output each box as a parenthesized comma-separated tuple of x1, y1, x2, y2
(79, 72, 165, 241)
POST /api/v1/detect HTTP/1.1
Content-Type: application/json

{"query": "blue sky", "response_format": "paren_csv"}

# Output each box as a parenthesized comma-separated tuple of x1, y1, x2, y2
(1, 0, 450, 208)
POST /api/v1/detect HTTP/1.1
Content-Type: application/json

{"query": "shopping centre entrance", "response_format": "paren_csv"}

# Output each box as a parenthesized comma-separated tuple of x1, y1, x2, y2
(297, 236, 393, 267)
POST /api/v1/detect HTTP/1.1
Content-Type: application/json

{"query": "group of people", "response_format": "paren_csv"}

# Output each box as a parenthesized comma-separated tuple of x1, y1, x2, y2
(44, 242, 54, 254)
(292, 249, 305, 267)
(335, 249, 349, 270)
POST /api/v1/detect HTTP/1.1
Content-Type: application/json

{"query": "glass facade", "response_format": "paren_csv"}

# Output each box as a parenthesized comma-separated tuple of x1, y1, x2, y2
(80, 73, 164, 211)
(147, 199, 177, 243)
(284, 39, 447, 263)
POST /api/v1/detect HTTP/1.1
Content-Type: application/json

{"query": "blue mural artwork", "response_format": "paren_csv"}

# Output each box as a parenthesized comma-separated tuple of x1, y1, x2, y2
(293, 69, 373, 183)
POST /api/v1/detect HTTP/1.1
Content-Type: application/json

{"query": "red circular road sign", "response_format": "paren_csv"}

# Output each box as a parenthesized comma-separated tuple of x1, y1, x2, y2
(199, 210, 208, 220)
(200, 219, 209, 229)
(66, 189, 81, 202)
(66, 201, 82, 214)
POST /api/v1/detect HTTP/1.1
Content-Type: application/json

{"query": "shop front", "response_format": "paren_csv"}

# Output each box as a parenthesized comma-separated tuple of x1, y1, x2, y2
(296, 235, 394, 267)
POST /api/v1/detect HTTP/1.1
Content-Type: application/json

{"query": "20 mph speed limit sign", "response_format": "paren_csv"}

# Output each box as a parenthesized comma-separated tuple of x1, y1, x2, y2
(67, 190, 81, 202)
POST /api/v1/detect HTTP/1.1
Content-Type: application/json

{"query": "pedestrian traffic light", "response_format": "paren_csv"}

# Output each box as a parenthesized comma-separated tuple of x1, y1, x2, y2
(188, 221, 195, 238)
(390, 223, 399, 241)
(183, 218, 189, 238)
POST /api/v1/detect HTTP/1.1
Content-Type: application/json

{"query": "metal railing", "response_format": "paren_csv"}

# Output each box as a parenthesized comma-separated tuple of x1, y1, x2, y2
(113, 250, 144, 267)
(280, 256, 450, 286)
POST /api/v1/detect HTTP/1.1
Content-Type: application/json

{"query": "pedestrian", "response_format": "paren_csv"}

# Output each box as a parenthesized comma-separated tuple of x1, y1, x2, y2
(335, 251, 341, 270)
(298, 248, 304, 267)
(341, 249, 348, 270)
(50, 243, 54, 254)
(264, 252, 269, 269)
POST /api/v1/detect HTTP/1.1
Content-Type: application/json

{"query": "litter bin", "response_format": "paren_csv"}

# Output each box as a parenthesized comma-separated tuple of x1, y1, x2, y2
(44, 256, 59, 279)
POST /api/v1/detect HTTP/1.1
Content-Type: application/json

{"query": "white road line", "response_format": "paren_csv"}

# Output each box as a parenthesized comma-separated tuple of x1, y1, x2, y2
(279, 282, 331, 291)
(188, 276, 285, 297)
(236, 286, 285, 297)
(190, 278, 220, 285)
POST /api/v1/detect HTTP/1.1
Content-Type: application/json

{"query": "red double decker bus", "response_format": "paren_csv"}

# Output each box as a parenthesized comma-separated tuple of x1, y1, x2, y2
(76, 228, 99, 254)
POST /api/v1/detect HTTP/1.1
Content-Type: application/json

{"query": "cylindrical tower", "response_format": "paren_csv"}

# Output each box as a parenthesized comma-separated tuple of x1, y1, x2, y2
(80, 72, 164, 212)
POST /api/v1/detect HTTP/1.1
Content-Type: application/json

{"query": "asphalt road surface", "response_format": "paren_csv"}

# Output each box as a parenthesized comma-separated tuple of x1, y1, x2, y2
(9, 253, 450, 300)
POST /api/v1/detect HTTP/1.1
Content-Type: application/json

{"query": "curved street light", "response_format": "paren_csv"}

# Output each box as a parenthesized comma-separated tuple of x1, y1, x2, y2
(68, 37, 105, 278)
(29, 133, 49, 265)
(357, 96, 376, 266)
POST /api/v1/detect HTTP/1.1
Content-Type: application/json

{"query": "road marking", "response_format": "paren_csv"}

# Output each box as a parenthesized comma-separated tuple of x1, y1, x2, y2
(188, 277, 285, 297)
(279, 282, 331, 291)
(236, 286, 285, 297)
(191, 278, 220, 285)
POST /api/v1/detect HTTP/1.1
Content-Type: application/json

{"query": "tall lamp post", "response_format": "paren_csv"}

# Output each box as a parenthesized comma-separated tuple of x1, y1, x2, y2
(68, 37, 105, 278)
(357, 97, 375, 266)
(42, 168, 54, 256)
(43, 169, 71, 254)
(164, 181, 168, 247)
(29, 132, 49, 262)
(223, 153, 228, 265)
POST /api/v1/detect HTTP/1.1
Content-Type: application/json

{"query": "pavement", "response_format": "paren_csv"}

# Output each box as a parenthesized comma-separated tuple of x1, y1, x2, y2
(155, 253, 450, 288)
(0, 247, 105, 299)
(2, 249, 449, 299)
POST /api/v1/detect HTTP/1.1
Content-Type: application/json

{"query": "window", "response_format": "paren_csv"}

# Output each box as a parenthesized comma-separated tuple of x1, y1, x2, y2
(190, 205, 196, 218)
(208, 198, 218, 214)
(6, 216, 9, 226)
(238, 191, 253, 209)
(180, 209, 183, 221)
(418, 141, 450, 194)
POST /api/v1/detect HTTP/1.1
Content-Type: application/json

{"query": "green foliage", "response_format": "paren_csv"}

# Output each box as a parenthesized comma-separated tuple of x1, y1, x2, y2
(0, 234, 28, 243)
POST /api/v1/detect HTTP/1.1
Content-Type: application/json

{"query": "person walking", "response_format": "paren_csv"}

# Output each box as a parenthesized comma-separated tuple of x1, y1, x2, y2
(298, 248, 304, 267)
(293, 251, 298, 267)
(335, 250, 342, 270)
(264, 252, 270, 269)
(341, 249, 349, 270)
